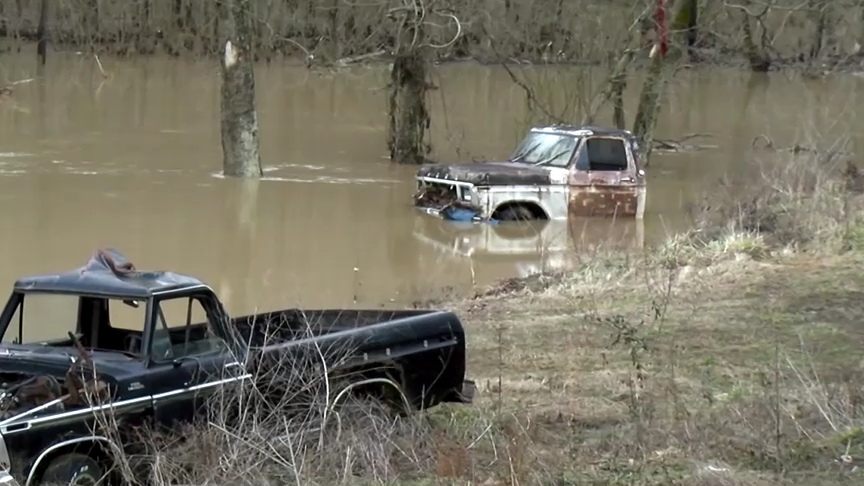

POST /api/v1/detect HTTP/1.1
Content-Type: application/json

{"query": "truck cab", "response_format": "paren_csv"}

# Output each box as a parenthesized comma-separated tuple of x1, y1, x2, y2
(0, 251, 249, 486)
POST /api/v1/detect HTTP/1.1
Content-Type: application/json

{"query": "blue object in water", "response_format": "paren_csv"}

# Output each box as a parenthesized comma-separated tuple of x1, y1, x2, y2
(441, 206, 499, 225)
(442, 207, 478, 222)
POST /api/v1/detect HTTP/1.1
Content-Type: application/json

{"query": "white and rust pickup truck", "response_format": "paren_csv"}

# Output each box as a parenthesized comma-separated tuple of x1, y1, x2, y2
(413, 124, 647, 222)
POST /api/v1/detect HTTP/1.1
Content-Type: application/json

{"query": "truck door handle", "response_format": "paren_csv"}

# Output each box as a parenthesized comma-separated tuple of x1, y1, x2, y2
(620, 177, 634, 183)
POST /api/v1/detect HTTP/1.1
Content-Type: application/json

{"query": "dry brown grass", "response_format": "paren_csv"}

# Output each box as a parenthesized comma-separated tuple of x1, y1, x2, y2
(445, 251, 864, 486)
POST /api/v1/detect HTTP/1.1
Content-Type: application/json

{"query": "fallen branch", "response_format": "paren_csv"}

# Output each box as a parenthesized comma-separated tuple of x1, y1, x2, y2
(0, 77, 35, 97)
(751, 134, 854, 162)
(94, 54, 110, 78)
(653, 133, 718, 152)
(336, 49, 388, 66)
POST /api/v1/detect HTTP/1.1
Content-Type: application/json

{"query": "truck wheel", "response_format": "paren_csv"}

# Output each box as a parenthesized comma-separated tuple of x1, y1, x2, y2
(496, 205, 535, 221)
(39, 453, 104, 486)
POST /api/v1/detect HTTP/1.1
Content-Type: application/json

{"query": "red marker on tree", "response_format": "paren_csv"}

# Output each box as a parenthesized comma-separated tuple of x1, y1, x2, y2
(655, 0, 668, 59)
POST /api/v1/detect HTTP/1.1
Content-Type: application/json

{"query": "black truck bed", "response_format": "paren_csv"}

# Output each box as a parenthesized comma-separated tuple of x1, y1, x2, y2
(230, 308, 446, 343)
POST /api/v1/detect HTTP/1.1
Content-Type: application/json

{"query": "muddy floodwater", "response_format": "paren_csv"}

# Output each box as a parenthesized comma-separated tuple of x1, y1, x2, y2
(0, 51, 863, 324)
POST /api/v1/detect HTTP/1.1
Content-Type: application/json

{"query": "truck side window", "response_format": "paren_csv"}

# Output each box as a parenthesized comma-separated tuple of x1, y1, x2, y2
(585, 138, 629, 171)
(151, 295, 223, 361)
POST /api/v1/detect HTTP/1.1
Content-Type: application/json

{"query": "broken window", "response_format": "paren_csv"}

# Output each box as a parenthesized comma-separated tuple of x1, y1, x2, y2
(151, 295, 226, 362)
(579, 138, 630, 172)
(510, 132, 579, 167)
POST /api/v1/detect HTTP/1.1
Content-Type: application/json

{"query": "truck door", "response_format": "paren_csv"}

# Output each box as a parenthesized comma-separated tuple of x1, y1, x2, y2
(145, 292, 248, 428)
(568, 136, 645, 218)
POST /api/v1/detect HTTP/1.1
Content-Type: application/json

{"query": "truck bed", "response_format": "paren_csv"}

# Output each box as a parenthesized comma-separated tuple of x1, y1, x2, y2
(229, 307, 470, 408)
(229, 308, 449, 345)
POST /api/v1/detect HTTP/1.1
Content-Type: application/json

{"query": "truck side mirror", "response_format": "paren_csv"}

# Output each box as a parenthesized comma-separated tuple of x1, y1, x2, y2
(637, 169, 645, 177)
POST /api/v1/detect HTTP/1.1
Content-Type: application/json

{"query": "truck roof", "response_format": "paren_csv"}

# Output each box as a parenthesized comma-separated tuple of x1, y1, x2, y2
(529, 124, 633, 138)
(13, 249, 206, 298)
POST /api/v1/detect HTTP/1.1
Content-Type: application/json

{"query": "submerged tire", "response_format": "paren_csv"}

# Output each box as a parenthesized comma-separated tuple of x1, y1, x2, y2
(496, 205, 536, 221)
(39, 453, 104, 486)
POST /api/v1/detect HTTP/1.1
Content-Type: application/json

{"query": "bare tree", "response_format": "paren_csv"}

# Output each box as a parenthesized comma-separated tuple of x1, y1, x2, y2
(220, 0, 263, 178)
(630, 0, 701, 164)
(36, 0, 48, 64)
(386, 0, 462, 165)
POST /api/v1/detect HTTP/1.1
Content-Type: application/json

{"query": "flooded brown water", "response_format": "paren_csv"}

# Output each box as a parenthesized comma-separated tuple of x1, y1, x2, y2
(0, 50, 862, 322)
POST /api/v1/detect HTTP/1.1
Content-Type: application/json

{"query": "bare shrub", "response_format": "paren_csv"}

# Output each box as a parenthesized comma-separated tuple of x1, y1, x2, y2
(4, 0, 864, 66)
(686, 135, 859, 254)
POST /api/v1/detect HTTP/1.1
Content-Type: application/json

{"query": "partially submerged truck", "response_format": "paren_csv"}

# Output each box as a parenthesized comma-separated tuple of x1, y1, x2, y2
(414, 125, 647, 222)
(0, 249, 474, 486)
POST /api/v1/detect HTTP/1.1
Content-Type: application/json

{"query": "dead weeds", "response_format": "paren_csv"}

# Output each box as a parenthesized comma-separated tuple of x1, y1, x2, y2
(439, 249, 864, 486)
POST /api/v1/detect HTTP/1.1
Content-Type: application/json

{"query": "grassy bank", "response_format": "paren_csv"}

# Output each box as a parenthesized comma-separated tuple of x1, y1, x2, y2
(90, 151, 864, 485)
(439, 252, 864, 485)
(2, 0, 864, 69)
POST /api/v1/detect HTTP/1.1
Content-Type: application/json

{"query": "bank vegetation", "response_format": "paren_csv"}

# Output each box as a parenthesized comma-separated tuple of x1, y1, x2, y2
(68, 136, 864, 485)
(2, 0, 864, 69)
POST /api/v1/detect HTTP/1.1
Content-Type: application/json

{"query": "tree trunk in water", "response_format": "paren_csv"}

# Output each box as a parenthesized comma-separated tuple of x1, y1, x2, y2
(612, 79, 626, 130)
(328, 0, 340, 60)
(686, 0, 698, 60)
(740, 1, 770, 71)
(859, 6, 864, 52)
(809, 0, 828, 60)
(174, 0, 184, 29)
(609, 52, 628, 130)
(36, 0, 48, 65)
(13, 0, 22, 47)
(387, 45, 430, 165)
(87, 0, 100, 41)
(631, 54, 666, 165)
(220, 0, 263, 178)
(632, 0, 696, 165)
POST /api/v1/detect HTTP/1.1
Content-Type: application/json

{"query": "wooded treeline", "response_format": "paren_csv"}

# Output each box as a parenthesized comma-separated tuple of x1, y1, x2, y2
(2, 0, 864, 66)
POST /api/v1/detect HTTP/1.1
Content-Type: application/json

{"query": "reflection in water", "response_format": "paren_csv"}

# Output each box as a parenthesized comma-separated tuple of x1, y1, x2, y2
(412, 216, 649, 282)
(218, 179, 260, 313)
(0, 53, 862, 333)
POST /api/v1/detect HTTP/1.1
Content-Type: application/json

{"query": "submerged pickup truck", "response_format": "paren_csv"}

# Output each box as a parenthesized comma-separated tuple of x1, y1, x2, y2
(414, 124, 647, 222)
(0, 250, 474, 486)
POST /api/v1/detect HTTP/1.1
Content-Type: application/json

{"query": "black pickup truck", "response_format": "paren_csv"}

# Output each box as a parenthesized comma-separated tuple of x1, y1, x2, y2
(0, 250, 474, 486)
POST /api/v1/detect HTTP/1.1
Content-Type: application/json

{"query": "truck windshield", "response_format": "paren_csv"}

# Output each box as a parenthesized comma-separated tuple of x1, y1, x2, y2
(509, 132, 580, 167)
(2, 292, 145, 345)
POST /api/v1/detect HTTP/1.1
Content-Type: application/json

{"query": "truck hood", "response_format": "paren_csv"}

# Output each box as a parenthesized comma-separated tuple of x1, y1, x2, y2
(417, 162, 553, 186)
(0, 344, 141, 378)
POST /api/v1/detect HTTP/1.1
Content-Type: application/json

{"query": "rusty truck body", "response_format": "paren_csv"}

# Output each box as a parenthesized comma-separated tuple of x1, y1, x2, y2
(413, 125, 647, 222)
